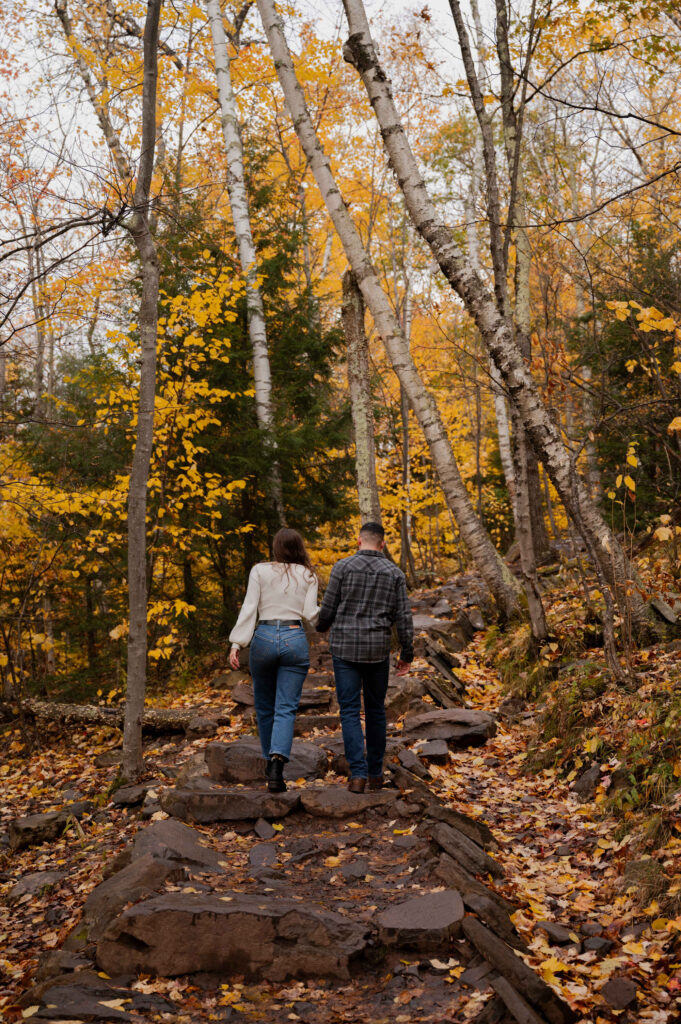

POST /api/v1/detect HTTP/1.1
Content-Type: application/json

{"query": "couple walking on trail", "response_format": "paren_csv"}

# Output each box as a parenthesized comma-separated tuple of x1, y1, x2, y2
(228, 522, 414, 795)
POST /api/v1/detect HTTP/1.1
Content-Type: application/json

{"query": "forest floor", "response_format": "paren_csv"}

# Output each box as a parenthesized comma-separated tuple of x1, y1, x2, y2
(1, 585, 681, 1023)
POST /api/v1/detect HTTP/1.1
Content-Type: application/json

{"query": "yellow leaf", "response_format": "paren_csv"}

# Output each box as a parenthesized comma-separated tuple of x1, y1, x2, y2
(668, 416, 681, 434)
(272, 823, 284, 831)
(626, 453, 638, 467)
(672, 361, 681, 373)
(324, 856, 340, 867)
(652, 917, 670, 930)
(623, 475, 635, 491)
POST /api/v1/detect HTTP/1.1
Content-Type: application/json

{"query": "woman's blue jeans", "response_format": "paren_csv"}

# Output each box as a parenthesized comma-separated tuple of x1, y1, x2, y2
(332, 655, 390, 778)
(249, 622, 309, 761)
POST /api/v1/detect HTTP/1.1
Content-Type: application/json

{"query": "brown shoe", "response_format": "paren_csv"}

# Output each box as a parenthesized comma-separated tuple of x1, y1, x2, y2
(368, 775, 383, 791)
(347, 777, 366, 793)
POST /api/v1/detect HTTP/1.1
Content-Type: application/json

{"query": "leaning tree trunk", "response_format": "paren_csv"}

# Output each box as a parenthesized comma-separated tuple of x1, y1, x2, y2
(122, 0, 163, 780)
(206, 0, 285, 526)
(340, 0, 653, 641)
(342, 270, 382, 524)
(256, 0, 520, 621)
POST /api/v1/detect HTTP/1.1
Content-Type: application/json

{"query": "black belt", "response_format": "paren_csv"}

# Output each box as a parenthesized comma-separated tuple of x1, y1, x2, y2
(259, 619, 302, 626)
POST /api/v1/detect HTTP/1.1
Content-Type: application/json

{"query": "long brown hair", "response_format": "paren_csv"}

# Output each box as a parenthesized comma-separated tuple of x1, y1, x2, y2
(271, 528, 315, 581)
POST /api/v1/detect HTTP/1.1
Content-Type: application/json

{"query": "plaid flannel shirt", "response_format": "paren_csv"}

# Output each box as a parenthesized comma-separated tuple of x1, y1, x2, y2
(317, 549, 414, 663)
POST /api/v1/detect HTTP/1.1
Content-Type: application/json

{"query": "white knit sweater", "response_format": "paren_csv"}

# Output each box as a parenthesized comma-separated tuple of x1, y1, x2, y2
(229, 562, 319, 649)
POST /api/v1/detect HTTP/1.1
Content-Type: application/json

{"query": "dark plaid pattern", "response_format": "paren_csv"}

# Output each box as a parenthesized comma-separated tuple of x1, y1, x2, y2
(317, 550, 414, 663)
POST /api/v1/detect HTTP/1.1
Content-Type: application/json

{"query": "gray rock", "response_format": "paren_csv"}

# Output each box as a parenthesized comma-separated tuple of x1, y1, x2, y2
(34, 950, 90, 983)
(393, 834, 418, 850)
(94, 749, 122, 768)
(232, 681, 332, 710)
(601, 976, 637, 1010)
(254, 818, 276, 840)
(377, 890, 464, 951)
(430, 598, 451, 617)
(76, 854, 185, 942)
(186, 716, 219, 739)
(300, 786, 395, 819)
(573, 763, 601, 801)
(536, 920, 573, 946)
(580, 921, 603, 937)
(206, 738, 328, 784)
(401, 708, 497, 747)
(249, 843, 278, 869)
(118, 818, 223, 872)
(97, 892, 370, 981)
(414, 739, 449, 764)
(111, 782, 153, 807)
(467, 607, 486, 631)
(584, 936, 613, 954)
(397, 748, 431, 779)
(161, 784, 300, 823)
(340, 857, 369, 881)
(9, 801, 94, 851)
(25, 972, 175, 1020)
(9, 870, 66, 902)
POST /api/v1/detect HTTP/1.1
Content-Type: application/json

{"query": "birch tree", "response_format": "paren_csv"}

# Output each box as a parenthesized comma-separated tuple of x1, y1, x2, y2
(205, 0, 285, 526)
(340, 0, 655, 650)
(56, 0, 163, 776)
(255, 0, 521, 620)
(342, 269, 381, 524)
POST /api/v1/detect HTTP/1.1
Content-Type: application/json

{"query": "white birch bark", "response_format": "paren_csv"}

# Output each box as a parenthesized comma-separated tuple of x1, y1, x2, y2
(256, 0, 520, 620)
(342, 270, 381, 524)
(340, 0, 653, 640)
(206, 0, 285, 525)
(57, 0, 164, 776)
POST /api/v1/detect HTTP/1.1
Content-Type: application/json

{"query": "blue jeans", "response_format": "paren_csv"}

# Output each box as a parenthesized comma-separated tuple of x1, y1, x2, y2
(332, 656, 390, 778)
(249, 622, 309, 761)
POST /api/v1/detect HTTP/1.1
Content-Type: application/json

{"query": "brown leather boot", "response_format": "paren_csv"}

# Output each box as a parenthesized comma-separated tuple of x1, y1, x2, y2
(368, 775, 383, 791)
(347, 777, 366, 793)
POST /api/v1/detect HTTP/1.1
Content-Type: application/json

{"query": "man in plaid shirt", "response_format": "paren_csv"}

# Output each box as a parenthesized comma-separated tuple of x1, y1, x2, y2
(317, 521, 413, 792)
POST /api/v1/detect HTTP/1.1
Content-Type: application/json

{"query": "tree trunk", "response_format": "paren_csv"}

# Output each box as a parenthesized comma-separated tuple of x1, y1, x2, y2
(256, 0, 520, 621)
(121, 0, 163, 780)
(342, 269, 381, 524)
(340, 0, 653, 641)
(494, 0, 550, 565)
(206, 0, 285, 526)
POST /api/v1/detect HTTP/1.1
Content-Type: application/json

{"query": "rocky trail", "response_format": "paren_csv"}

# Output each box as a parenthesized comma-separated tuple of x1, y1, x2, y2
(2, 579, 680, 1023)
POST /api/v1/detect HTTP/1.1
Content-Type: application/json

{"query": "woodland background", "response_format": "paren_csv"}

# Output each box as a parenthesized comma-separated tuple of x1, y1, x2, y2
(1, 0, 680, 778)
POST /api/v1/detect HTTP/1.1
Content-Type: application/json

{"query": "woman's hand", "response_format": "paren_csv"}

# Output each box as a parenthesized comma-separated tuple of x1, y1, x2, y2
(229, 646, 241, 671)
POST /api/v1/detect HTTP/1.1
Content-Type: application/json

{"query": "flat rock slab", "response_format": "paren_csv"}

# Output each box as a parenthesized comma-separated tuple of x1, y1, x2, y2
(27, 973, 175, 1021)
(415, 739, 449, 764)
(300, 786, 396, 819)
(9, 870, 66, 902)
(75, 854, 185, 942)
(111, 782, 155, 807)
(9, 801, 93, 851)
(401, 708, 497, 747)
(206, 738, 328, 784)
(97, 892, 370, 981)
(231, 681, 333, 710)
(377, 890, 464, 951)
(161, 785, 300, 823)
(118, 818, 224, 872)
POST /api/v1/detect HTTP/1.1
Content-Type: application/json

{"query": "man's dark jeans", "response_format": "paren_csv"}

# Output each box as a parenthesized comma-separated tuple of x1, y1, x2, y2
(332, 655, 390, 778)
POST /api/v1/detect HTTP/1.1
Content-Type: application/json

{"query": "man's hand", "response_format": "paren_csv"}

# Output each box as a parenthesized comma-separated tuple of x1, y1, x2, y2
(229, 647, 241, 671)
(395, 659, 410, 677)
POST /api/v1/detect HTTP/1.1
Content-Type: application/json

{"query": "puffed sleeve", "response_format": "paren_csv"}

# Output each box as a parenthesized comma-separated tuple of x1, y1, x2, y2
(302, 573, 319, 627)
(229, 565, 261, 648)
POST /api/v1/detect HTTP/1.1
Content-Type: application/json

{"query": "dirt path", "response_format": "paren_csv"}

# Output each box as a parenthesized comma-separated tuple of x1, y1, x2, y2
(2, 602, 680, 1023)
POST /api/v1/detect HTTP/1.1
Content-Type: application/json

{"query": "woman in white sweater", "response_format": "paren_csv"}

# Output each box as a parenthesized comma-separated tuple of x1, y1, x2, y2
(229, 528, 318, 793)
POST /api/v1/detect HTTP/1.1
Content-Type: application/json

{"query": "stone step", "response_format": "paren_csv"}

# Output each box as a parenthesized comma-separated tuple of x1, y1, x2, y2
(96, 892, 370, 981)
(160, 783, 300, 823)
(205, 738, 328, 784)
(400, 708, 497, 747)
